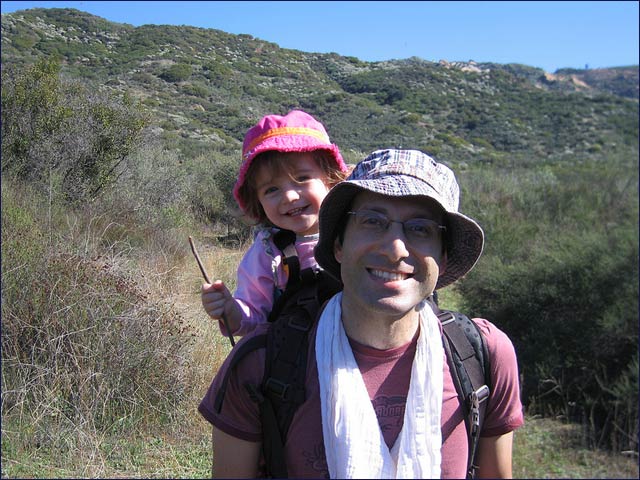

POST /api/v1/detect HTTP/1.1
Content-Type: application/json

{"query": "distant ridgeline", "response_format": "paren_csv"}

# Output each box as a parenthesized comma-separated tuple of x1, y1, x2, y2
(1, 7, 637, 165)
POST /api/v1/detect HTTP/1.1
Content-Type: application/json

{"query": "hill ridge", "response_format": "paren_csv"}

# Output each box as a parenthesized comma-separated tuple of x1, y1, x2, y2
(2, 7, 638, 165)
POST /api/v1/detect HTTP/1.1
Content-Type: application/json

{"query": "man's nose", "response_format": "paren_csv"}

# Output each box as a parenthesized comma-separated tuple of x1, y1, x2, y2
(379, 223, 410, 260)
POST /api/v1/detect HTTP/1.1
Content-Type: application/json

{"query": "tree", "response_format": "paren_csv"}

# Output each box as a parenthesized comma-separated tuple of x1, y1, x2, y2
(1, 58, 149, 202)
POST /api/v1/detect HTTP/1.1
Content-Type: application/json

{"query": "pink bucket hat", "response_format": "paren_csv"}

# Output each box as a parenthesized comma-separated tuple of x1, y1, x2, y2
(233, 110, 347, 213)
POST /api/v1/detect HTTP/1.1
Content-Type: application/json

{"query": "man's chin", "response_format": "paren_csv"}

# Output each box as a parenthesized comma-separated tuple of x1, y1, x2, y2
(367, 298, 423, 319)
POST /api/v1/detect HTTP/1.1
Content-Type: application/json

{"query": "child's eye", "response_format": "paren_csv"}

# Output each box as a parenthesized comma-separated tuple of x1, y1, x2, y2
(263, 186, 278, 195)
(296, 175, 311, 182)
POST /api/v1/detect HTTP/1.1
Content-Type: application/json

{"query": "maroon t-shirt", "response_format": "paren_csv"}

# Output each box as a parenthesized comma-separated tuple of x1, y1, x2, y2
(199, 318, 524, 478)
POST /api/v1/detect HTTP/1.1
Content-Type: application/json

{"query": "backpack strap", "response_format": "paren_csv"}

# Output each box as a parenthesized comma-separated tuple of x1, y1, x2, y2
(254, 227, 343, 477)
(244, 382, 288, 478)
(438, 309, 491, 479)
(272, 229, 300, 292)
(242, 275, 335, 478)
(213, 334, 267, 414)
(266, 228, 342, 436)
(214, 229, 305, 417)
(211, 329, 288, 478)
(263, 277, 318, 428)
(214, 230, 342, 478)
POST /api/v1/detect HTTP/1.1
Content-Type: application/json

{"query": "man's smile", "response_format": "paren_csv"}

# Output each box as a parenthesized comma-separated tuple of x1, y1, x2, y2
(368, 268, 413, 282)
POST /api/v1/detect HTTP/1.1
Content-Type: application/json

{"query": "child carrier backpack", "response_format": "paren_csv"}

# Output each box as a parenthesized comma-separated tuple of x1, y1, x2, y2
(214, 230, 491, 479)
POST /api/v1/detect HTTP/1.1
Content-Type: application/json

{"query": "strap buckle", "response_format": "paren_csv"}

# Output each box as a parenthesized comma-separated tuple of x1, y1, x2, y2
(285, 293, 317, 331)
(470, 385, 490, 435)
(265, 377, 290, 401)
(438, 310, 456, 325)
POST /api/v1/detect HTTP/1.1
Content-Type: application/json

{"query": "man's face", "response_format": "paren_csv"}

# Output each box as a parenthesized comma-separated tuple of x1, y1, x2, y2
(334, 191, 446, 320)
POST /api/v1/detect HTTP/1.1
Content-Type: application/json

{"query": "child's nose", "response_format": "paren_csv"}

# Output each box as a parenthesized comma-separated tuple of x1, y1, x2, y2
(282, 187, 300, 202)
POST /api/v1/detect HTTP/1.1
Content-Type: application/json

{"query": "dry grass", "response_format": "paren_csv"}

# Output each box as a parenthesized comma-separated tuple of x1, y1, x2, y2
(0, 223, 244, 477)
(0, 177, 240, 478)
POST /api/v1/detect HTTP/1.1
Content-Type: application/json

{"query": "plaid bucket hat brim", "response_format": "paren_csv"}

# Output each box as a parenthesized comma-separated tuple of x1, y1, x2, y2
(315, 149, 484, 290)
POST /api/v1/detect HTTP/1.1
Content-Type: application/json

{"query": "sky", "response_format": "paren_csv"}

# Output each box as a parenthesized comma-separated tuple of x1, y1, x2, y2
(1, 1, 638, 73)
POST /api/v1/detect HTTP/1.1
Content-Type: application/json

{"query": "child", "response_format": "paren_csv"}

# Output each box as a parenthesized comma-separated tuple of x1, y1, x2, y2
(201, 110, 348, 338)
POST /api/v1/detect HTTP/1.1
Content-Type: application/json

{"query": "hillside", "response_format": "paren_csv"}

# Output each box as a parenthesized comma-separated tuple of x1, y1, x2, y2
(2, 7, 638, 166)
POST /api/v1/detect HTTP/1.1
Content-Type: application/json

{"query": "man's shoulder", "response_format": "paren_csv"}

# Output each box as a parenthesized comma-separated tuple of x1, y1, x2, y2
(470, 318, 519, 378)
(219, 323, 271, 378)
(471, 318, 514, 348)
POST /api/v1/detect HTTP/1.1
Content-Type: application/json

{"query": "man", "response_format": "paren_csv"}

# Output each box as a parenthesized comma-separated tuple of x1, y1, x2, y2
(199, 149, 524, 478)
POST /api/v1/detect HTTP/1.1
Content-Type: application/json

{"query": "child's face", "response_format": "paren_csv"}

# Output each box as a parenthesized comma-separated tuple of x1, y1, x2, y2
(254, 152, 331, 236)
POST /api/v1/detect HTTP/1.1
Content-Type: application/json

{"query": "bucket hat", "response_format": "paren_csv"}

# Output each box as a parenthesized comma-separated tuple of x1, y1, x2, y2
(233, 110, 346, 213)
(315, 149, 484, 289)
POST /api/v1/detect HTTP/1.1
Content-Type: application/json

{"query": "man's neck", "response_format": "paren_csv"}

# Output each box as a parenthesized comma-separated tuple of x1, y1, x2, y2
(339, 299, 420, 350)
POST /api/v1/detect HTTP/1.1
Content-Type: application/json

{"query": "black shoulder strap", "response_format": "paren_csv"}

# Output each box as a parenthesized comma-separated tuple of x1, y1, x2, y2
(213, 334, 267, 414)
(258, 270, 340, 478)
(438, 308, 491, 479)
(263, 277, 318, 430)
(272, 229, 300, 292)
(211, 328, 291, 479)
(244, 381, 287, 478)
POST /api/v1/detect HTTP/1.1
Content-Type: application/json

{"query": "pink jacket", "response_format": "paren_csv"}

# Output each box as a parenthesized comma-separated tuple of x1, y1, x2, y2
(220, 228, 319, 337)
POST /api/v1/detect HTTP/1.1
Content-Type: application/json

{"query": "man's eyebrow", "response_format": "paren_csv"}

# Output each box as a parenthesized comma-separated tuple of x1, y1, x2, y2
(357, 204, 437, 218)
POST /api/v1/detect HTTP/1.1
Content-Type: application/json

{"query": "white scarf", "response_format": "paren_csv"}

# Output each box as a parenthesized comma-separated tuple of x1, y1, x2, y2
(316, 293, 444, 479)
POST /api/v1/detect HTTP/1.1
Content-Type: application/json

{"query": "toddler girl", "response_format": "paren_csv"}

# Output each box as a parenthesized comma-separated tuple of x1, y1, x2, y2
(201, 110, 348, 339)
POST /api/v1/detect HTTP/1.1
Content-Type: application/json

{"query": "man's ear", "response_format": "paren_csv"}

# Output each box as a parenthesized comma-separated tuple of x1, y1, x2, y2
(333, 237, 343, 264)
(438, 249, 447, 277)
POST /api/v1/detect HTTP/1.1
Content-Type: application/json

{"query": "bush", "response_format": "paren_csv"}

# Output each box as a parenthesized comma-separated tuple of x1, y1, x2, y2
(159, 63, 193, 82)
(182, 151, 250, 239)
(1, 58, 149, 203)
(1, 178, 196, 449)
(1, 115, 228, 468)
(180, 82, 209, 98)
(457, 160, 639, 451)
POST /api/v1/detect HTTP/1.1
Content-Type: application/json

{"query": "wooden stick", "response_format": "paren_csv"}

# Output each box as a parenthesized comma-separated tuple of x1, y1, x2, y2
(188, 236, 235, 347)
(189, 235, 211, 283)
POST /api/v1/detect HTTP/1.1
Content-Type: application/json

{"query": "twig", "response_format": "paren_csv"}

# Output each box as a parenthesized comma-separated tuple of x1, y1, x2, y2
(188, 236, 235, 347)
(188, 236, 211, 283)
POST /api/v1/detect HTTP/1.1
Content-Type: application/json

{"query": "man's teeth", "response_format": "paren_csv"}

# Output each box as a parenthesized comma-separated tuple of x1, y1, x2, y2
(370, 269, 409, 281)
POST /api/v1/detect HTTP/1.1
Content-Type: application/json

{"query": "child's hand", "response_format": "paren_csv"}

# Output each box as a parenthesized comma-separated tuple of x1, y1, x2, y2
(201, 281, 241, 333)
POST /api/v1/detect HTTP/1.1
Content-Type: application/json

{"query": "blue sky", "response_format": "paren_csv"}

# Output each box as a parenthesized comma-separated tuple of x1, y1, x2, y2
(1, 1, 638, 72)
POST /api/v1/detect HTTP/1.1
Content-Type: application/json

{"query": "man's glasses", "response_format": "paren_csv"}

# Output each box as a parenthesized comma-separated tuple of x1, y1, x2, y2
(346, 210, 446, 244)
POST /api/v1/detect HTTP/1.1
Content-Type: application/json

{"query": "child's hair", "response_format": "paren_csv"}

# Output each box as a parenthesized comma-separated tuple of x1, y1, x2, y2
(239, 150, 348, 225)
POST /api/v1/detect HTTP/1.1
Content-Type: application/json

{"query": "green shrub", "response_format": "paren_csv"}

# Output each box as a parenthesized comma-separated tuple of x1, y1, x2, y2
(457, 160, 639, 451)
(183, 151, 249, 238)
(1, 59, 149, 203)
(180, 82, 209, 98)
(159, 63, 192, 82)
